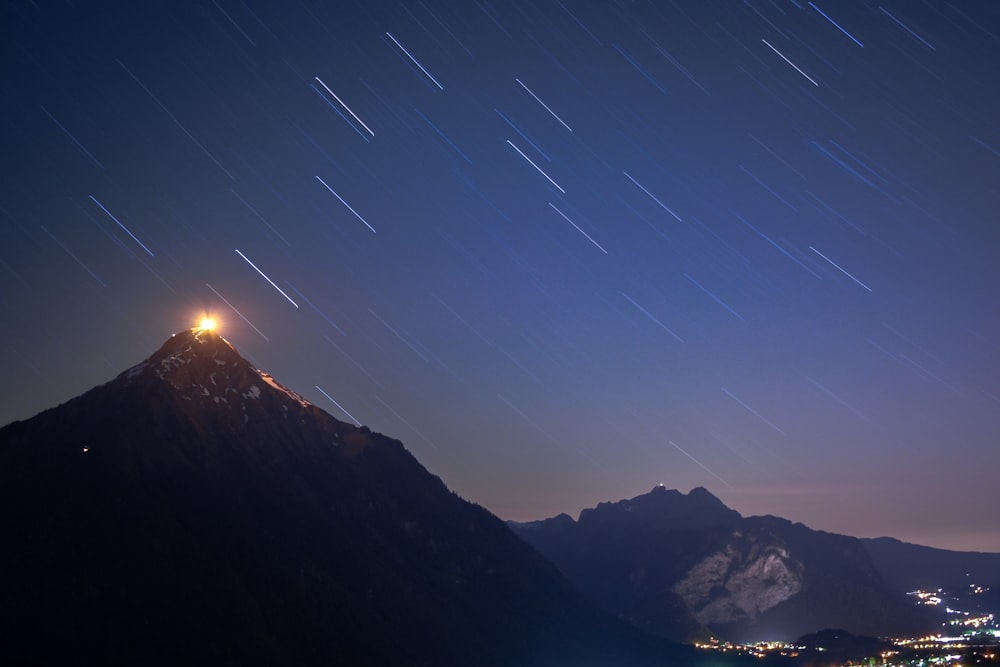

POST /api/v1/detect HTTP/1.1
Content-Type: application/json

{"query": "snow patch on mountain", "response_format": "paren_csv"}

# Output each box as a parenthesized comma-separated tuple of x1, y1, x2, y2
(113, 328, 314, 413)
(125, 362, 147, 380)
(257, 370, 311, 408)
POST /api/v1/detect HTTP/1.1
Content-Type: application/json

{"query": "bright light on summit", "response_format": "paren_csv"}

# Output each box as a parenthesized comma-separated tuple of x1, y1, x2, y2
(198, 317, 217, 332)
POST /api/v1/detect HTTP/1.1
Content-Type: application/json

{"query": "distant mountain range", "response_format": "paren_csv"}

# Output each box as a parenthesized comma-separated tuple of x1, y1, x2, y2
(4, 328, 994, 663)
(0, 328, 747, 666)
(861, 536, 1000, 593)
(510, 486, 999, 643)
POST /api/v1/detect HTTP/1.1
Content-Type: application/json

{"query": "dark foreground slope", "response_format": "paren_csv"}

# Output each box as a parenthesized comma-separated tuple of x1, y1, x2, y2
(0, 329, 728, 666)
(511, 486, 933, 643)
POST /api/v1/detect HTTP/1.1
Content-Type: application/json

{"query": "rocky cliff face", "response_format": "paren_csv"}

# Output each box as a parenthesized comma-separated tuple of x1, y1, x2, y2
(673, 531, 804, 625)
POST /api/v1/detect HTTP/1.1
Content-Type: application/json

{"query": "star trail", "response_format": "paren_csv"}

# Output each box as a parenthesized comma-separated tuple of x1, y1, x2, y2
(1, 1, 998, 551)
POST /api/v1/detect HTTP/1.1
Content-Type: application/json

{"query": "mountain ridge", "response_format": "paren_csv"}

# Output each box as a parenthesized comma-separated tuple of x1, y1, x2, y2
(510, 486, 940, 643)
(0, 328, 732, 666)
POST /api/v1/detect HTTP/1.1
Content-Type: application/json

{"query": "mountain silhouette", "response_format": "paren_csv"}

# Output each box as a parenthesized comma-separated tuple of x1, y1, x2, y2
(0, 328, 737, 666)
(861, 536, 1000, 598)
(511, 486, 936, 643)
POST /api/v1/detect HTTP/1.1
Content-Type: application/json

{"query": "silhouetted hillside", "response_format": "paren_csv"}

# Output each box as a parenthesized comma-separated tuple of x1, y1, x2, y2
(0, 329, 737, 666)
(511, 486, 933, 643)
(862, 537, 1000, 593)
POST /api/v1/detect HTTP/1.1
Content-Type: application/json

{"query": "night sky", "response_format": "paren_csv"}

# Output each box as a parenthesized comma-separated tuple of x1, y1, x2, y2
(3, 1, 998, 552)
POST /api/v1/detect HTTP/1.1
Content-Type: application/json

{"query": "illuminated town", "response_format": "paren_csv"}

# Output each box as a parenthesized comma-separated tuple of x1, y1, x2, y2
(694, 584, 999, 665)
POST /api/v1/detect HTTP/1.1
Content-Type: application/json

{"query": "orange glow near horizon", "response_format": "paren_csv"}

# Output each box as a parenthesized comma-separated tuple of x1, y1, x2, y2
(197, 316, 218, 332)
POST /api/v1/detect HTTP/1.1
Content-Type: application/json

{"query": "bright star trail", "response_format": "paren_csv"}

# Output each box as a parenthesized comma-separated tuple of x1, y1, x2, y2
(234, 249, 299, 308)
(385, 31, 444, 90)
(722, 387, 786, 436)
(623, 172, 683, 222)
(315, 385, 362, 426)
(808, 2, 865, 48)
(670, 440, 731, 489)
(761, 38, 820, 87)
(314, 77, 375, 138)
(2, 1, 998, 552)
(315, 175, 377, 233)
(547, 202, 608, 254)
(506, 139, 565, 193)
(809, 246, 874, 292)
(515, 78, 573, 133)
(88, 196, 155, 257)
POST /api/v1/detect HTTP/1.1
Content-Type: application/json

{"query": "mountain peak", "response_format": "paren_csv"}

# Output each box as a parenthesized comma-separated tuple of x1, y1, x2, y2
(648, 484, 723, 505)
(578, 484, 740, 526)
(686, 485, 726, 506)
(155, 326, 237, 359)
(120, 328, 311, 410)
